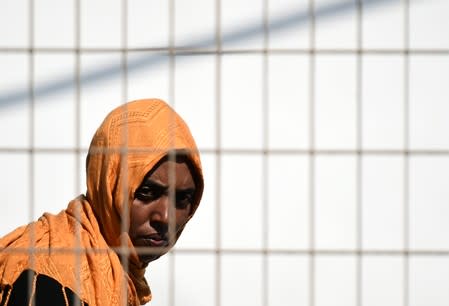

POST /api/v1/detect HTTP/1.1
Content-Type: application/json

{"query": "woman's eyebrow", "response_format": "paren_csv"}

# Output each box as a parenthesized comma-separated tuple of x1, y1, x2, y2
(142, 179, 167, 190)
(143, 179, 196, 193)
(176, 187, 196, 194)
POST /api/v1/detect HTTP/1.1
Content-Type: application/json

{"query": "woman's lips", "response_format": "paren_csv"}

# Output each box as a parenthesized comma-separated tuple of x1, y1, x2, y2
(134, 235, 169, 264)
(137, 234, 169, 248)
(146, 237, 167, 247)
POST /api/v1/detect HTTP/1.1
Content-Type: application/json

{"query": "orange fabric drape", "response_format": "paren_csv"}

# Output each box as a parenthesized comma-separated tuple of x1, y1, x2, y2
(0, 99, 204, 305)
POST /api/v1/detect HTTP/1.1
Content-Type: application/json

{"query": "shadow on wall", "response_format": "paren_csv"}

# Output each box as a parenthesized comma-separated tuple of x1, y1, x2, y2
(0, 0, 397, 108)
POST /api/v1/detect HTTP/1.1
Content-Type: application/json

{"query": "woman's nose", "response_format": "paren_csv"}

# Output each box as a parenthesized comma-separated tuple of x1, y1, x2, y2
(150, 195, 170, 225)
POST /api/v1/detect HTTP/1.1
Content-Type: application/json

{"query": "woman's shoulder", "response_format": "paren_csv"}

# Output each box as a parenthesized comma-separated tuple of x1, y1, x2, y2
(1, 269, 88, 306)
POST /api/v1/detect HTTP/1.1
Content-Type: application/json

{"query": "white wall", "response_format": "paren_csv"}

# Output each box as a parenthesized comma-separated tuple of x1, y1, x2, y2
(1, 0, 449, 305)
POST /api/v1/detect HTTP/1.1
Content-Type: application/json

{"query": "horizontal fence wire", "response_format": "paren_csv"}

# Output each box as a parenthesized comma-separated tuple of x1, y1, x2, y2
(1, 147, 449, 155)
(1, 47, 449, 55)
(2, 247, 449, 256)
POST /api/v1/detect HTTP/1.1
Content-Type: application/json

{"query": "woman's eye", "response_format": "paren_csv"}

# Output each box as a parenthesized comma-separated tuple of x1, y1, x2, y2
(175, 192, 193, 209)
(135, 186, 157, 202)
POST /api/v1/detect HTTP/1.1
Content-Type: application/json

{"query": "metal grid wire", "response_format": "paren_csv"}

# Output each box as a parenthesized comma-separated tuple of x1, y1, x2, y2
(1, 0, 449, 306)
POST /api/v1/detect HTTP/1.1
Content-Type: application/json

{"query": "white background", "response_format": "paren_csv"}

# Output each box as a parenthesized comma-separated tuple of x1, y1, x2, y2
(1, 0, 449, 305)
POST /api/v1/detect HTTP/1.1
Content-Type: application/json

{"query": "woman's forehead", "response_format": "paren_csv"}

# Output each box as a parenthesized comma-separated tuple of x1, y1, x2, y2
(143, 160, 196, 188)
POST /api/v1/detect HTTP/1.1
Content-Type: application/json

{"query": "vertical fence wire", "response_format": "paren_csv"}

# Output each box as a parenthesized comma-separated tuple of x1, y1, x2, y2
(403, 0, 410, 305)
(262, 0, 269, 305)
(308, 0, 316, 305)
(74, 0, 82, 305)
(168, 0, 176, 305)
(27, 0, 36, 304)
(122, 0, 129, 103)
(120, 0, 130, 305)
(356, 1, 363, 306)
(215, 0, 222, 305)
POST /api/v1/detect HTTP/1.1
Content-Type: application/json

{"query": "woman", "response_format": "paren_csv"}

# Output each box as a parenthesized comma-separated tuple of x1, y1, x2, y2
(0, 99, 204, 306)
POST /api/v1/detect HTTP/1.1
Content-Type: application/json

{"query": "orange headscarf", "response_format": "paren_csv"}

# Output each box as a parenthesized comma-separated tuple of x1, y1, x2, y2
(0, 99, 204, 305)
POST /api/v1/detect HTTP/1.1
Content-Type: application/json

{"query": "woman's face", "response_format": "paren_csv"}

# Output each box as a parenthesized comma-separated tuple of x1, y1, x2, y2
(129, 159, 196, 264)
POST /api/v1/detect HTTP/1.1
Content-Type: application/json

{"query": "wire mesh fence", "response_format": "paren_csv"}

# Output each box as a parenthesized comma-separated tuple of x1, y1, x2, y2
(1, 0, 449, 305)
